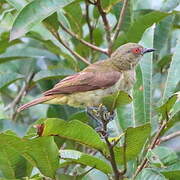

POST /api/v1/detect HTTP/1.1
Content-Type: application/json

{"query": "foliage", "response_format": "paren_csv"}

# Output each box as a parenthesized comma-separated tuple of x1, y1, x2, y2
(0, 0, 180, 179)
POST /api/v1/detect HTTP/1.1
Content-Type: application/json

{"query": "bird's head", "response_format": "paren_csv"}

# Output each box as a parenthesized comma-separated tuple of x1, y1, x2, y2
(111, 43, 155, 71)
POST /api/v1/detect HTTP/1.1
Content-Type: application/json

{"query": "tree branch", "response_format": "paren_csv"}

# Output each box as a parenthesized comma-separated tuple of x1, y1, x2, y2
(96, 0, 112, 55)
(50, 28, 91, 65)
(160, 131, 180, 143)
(112, 0, 128, 44)
(59, 21, 108, 55)
(8, 72, 35, 120)
(98, 106, 121, 180)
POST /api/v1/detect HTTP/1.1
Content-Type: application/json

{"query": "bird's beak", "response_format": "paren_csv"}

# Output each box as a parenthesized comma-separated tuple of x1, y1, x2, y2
(142, 48, 155, 55)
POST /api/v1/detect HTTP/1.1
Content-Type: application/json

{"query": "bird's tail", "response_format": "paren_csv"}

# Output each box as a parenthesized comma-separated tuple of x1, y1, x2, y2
(17, 96, 55, 112)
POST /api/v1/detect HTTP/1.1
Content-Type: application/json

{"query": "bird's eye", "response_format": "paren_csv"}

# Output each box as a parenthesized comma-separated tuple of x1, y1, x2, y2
(131, 48, 141, 54)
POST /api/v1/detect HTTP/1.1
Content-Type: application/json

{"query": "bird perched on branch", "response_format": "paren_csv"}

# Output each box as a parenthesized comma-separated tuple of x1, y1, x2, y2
(18, 43, 155, 112)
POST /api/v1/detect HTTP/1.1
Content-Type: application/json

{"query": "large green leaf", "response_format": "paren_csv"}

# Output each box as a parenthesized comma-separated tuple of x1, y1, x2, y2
(25, 136, 59, 179)
(114, 11, 175, 48)
(138, 27, 154, 123)
(115, 123, 151, 164)
(132, 66, 145, 126)
(0, 133, 32, 179)
(10, 0, 75, 40)
(153, 15, 174, 60)
(42, 118, 105, 152)
(162, 38, 180, 102)
(59, 149, 112, 174)
(0, 72, 23, 91)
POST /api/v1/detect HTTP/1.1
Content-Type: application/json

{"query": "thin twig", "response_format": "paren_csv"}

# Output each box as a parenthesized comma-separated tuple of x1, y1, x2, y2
(160, 131, 180, 143)
(59, 21, 108, 55)
(132, 121, 167, 179)
(9, 72, 34, 120)
(96, 0, 112, 55)
(46, 24, 90, 65)
(112, 0, 128, 44)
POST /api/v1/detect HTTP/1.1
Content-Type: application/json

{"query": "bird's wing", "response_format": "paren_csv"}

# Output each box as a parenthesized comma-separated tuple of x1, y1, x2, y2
(43, 70, 121, 95)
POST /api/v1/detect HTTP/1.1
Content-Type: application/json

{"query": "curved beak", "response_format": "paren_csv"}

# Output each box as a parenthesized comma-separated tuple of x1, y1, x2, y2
(142, 48, 155, 55)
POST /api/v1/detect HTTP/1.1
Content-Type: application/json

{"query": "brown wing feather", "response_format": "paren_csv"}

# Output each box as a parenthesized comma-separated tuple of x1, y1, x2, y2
(43, 71, 121, 95)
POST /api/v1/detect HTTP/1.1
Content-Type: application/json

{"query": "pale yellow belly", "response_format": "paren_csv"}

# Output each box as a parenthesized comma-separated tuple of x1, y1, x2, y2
(46, 70, 135, 107)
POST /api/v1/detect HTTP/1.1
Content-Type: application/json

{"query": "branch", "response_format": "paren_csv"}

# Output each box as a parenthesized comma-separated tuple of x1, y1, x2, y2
(96, 0, 112, 55)
(98, 106, 121, 180)
(112, 0, 128, 44)
(59, 21, 108, 55)
(132, 121, 167, 179)
(160, 131, 180, 143)
(8, 72, 35, 120)
(46, 24, 91, 65)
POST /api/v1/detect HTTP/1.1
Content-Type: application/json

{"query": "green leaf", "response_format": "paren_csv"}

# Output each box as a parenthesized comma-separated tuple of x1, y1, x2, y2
(68, 111, 89, 123)
(147, 146, 178, 167)
(25, 137, 59, 179)
(115, 123, 151, 164)
(0, 72, 23, 91)
(161, 161, 180, 180)
(160, 111, 180, 136)
(136, 168, 166, 180)
(59, 150, 112, 174)
(162, 38, 180, 102)
(153, 15, 174, 60)
(64, 2, 84, 37)
(0, 133, 32, 179)
(42, 118, 105, 152)
(139, 27, 154, 123)
(132, 66, 145, 126)
(127, 11, 174, 43)
(10, 0, 75, 40)
(157, 93, 179, 118)
(114, 11, 175, 48)
(102, 91, 132, 112)
(34, 68, 75, 82)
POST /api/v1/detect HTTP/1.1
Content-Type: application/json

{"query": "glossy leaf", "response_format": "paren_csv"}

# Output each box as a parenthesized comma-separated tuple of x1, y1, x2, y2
(42, 118, 105, 152)
(10, 0, 75, 40)
(115, 123, 151, 164)
(59, 149, 112, 174)
(157, 93, 179, 117)
(139, 27, 154, 123)
(25, 136, 59, 179)
(0, 133, 32, 179)
(162, 38, 180, 102)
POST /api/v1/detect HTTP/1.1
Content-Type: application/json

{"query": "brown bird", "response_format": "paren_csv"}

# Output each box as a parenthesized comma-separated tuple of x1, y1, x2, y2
(18, 43, 155, 112)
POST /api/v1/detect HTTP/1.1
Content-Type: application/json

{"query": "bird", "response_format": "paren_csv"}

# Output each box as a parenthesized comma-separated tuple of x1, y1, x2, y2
(17, 43, 155, 112)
